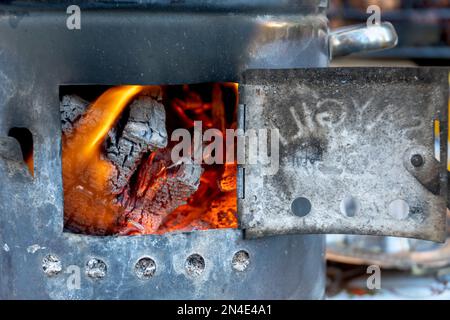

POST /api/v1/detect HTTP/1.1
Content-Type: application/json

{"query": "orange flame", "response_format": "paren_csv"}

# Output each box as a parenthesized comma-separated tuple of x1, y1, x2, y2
(62, 86, 144, 233)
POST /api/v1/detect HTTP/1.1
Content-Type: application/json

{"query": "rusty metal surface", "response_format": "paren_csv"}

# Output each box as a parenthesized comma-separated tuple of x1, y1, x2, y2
(239, 67, 448, 242)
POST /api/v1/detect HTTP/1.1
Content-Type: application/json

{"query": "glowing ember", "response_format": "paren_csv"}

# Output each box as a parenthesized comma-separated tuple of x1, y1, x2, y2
(62, 83, 238, 235)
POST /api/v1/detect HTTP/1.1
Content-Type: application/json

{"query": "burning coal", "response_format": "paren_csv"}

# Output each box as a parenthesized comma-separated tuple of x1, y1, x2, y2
(61, 84, 238, 235)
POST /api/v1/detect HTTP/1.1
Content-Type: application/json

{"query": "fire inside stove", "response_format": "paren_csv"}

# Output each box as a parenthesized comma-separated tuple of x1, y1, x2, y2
(60, 83, 238, 236)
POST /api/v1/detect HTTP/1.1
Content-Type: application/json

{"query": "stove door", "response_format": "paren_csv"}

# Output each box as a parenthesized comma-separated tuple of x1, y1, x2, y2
(238, 67, 449, 242)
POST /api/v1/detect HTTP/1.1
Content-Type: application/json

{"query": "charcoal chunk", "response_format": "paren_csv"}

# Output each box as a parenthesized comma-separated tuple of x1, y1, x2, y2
(60, 95, 89, 135)
(106, 96, 168, 194)
(117, 150, 202, 234)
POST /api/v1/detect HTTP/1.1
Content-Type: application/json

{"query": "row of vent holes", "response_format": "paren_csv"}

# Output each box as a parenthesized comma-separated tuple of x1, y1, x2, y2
(291, 197, 410, 220)
(42, 251, 251, 279)
(8, 127, 34, 176)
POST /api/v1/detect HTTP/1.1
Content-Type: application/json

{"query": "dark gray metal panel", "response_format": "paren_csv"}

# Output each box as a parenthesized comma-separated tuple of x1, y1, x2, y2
(0, 7, 326, 299)
(240, 67, 448, 242)
(0, 228, 325, 299)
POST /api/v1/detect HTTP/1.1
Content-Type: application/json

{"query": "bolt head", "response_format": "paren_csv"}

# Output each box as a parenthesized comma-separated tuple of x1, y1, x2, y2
(411, 154, 424, 167)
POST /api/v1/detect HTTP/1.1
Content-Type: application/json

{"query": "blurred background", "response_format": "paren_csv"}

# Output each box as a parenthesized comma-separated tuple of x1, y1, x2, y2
(327, 0, 450, 299)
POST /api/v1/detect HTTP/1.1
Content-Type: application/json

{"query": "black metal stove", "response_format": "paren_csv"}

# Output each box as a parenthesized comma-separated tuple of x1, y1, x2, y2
(2, 1, 437, 300)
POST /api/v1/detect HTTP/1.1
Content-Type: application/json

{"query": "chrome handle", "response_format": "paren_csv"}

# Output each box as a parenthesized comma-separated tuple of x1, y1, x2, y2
(329, 22, 398, 59)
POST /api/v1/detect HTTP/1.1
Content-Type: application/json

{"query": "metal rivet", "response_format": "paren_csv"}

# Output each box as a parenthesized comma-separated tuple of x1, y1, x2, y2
(135, 257, 156, 280)
(388, 199, 410, 220)
(85, 258, 107, 279)
(232, 250, 250, 272)
(42, 254, 62, 276)
(340, 196, 360, 217)
(411, 154, 424, 167)
(291, 197, 311, 217)
(185, 254, 205, 277)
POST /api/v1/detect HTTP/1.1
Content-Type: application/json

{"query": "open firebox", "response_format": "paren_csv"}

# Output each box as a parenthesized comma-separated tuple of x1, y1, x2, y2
(60, 84, 239, 236)
(1, 1, 448, 300)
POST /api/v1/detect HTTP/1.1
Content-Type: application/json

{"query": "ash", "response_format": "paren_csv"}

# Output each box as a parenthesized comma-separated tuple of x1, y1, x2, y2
(42, 254, 62, 276)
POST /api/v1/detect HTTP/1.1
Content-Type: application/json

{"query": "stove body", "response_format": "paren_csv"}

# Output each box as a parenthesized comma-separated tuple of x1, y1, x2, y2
(0, 1, 331, 299)
(2, 0, 446, 300)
